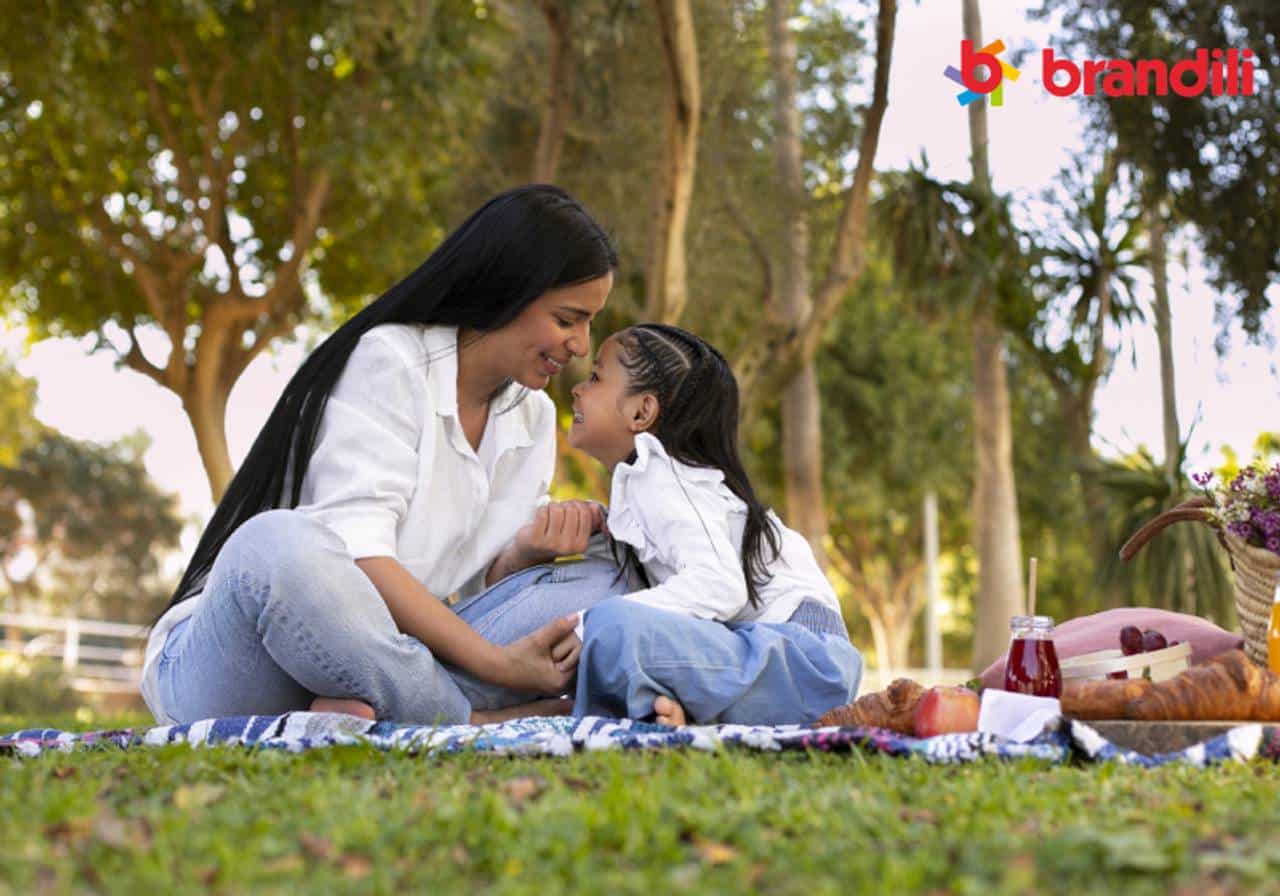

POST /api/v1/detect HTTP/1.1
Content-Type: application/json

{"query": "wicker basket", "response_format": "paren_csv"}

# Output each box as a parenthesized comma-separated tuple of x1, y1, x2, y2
(1120, 496, 1280, 666)
(1222, 532, 1280, 665)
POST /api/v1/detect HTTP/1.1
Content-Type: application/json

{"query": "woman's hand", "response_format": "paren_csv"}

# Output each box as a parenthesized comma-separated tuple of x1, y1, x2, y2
(494, 614, 582, 694)
(512, 500, 605, 566)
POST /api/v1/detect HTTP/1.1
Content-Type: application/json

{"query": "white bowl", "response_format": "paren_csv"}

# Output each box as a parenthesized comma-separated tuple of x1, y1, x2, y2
(1059, 641, 1192, 682)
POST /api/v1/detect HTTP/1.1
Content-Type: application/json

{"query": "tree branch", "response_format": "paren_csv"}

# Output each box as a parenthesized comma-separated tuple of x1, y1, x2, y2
(531, 0, 574, 182)
(733, 0, 898, 397)
(88, 209, 171, 325)
(264, 169, 331, 318)
(120, 326, 169, 389)
(135, 38, 200, 205)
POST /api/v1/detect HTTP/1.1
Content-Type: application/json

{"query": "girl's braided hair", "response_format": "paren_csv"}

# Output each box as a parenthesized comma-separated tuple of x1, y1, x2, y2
(611, 323, 781, 608)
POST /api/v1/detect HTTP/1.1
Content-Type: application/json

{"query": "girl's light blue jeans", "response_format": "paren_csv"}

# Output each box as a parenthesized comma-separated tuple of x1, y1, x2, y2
(574, 597, 863, 725)
(147, 510, 630, 725)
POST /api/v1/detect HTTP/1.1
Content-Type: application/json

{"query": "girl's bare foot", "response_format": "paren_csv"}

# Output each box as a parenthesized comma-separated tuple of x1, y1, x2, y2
(310, 697, 377, 720)
(653, 695, 687, 727)
(470, 696, 573, 725)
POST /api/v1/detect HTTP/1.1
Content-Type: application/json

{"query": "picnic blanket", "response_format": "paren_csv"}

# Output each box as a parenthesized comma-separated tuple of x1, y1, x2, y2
(4, 713, 1280, 767)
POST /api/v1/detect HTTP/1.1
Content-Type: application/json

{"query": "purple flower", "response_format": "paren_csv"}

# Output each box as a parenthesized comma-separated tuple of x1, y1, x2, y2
(1192, 471, 1214, 487)
(1265, 472, 1280, 501)
(1229, 520, 1255, 540)
(1267, 535, 1280, 554)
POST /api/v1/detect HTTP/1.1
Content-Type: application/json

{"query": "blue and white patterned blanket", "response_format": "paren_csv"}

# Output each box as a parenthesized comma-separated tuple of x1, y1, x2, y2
(3, 713, 1278, 767)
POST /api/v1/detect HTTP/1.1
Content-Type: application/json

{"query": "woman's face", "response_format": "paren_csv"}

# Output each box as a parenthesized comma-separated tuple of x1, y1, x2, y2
(494, 272, 613, 390)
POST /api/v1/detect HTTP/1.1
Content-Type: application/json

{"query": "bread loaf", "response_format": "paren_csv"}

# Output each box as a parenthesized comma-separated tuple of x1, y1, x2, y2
(815, 678, 924, 733)
(1061, 676, 1154, 720)
(1061, 650, 1280, 722)
(1125, 649, 1280, 721)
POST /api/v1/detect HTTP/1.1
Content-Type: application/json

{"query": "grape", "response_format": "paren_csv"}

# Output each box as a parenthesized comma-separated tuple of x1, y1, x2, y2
(1142, 629, 1168, 652)
(1119, 625, 1144, 656)
(1167, 639, 1182, 648)
(1107, 670, 1129, 680)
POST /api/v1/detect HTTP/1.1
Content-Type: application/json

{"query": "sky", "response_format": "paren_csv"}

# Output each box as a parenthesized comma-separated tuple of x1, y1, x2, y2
(10, 0, 1280, 532)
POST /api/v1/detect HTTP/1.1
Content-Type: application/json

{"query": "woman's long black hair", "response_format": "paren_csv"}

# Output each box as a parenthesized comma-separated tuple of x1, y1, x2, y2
(163, 185, 617, 615)
(613, 323, 782, 608)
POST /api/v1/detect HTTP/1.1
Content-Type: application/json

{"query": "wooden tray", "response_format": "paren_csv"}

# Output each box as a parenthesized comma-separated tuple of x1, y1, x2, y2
(1080, 720, 1274, 756)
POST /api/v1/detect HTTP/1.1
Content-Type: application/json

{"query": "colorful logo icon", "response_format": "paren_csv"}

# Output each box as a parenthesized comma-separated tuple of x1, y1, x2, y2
(945, 39, 1021, 107)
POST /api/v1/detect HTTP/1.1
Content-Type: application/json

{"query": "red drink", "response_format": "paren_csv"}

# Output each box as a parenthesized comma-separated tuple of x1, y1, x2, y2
(1003, 637, 1062, 697)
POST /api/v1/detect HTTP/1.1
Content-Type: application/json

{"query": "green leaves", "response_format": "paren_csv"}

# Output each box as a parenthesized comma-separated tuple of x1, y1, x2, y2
(0, 427, 182, 621)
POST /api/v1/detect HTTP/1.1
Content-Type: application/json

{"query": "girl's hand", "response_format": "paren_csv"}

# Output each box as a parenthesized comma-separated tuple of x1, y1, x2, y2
(495, 614, 581, 694)
(551, 631, 582, 669)
(513, 500, 605, 565)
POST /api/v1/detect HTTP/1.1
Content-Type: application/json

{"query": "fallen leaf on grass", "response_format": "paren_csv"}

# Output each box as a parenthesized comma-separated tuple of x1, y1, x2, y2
(172, 783, 225, 812)
(899, 808, 938, 825)
(502, 776, 544, 803)
(262, 855, 305, 874)
(44, 819, 90, 845)
(51, 766, 76, 780)
(341, 854, 373, 879)
(452, 845, 470, 865)
(694, 838, 738, 865)
(298, 833, 334, 861)
(91, 813, 134, 850)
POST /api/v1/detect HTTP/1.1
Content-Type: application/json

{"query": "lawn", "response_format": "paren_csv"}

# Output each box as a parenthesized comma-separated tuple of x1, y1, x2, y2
(5, 711, 1280, 894)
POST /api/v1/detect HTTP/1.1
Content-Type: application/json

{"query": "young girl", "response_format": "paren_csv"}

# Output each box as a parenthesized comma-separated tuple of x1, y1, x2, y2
(566, 323, 862, 726)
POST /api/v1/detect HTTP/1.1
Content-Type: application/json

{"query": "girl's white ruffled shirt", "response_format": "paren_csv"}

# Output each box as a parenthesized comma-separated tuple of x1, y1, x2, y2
(601, 431, 841, 626)
(143, 324, 556, 684)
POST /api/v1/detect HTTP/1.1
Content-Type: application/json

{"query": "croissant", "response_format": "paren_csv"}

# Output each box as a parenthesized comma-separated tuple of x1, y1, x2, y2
(1126, 649, 1280, 722)
(815, 678, 924, 733)
(1061, 676, 1154, 720)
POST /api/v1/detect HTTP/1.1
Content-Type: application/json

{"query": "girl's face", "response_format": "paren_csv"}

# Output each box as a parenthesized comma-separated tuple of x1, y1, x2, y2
(489, 272, 613, 390)
(568, 336, 653, 469)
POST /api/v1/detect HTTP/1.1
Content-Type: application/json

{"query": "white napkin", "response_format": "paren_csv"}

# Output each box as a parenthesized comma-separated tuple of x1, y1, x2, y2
(977, 689, 1062, 742)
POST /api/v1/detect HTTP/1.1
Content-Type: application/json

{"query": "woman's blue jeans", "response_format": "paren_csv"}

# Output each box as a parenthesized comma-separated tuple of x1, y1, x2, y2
(147, 510, 630, 725)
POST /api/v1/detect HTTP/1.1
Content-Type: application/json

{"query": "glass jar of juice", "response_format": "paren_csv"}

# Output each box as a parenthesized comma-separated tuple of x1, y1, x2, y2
(1003, 615, 1062, 698)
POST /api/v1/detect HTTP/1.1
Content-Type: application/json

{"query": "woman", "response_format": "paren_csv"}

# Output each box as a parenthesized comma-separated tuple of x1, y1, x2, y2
(142, 185, 628, 726)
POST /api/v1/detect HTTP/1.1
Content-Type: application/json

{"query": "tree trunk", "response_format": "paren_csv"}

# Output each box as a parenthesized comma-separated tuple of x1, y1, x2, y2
(644, 0, 700, 324)
(1148, 198, 1180, 483)
(965, 0, 1022, 674)
(867, 616, 895, 680)
(183, 383, 234, 503)
(970, 311, 1024, 671)
(1147, 191, 1191, 613)
(782, 367, 828, 562)
(766, 0, 827, 562)
(885, 607, 914, 672)
(531, 0, 573, 183)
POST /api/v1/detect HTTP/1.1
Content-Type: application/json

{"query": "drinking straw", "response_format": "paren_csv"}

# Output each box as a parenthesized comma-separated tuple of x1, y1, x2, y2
(1027, 557, 1038, 618)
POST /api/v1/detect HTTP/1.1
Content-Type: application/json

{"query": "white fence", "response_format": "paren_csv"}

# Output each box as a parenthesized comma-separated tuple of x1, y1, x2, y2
(1, 612, 148, 695)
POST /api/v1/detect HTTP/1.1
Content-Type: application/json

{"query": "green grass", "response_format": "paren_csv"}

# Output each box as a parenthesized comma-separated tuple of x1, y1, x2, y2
(5, 711, 1280, 894)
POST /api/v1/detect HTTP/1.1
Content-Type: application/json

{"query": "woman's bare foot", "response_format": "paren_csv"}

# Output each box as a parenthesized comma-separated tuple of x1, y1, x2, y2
(310, 697, 376, 720)
(653, 695, 687, 727)
(470, 696, 573, 725)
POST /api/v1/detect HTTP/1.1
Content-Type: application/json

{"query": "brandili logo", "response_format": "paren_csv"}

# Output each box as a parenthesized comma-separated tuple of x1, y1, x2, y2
(945, 39, 1256, 105)
(945, 40, 1020, 107)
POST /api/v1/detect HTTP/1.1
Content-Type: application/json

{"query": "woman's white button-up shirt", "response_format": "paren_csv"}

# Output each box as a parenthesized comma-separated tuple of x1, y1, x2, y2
(295, 323, 555, 597)
(143, 323, 556, 681)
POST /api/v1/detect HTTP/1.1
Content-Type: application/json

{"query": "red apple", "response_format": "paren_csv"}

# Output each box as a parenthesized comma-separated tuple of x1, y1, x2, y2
(912, 685, 981, 738)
